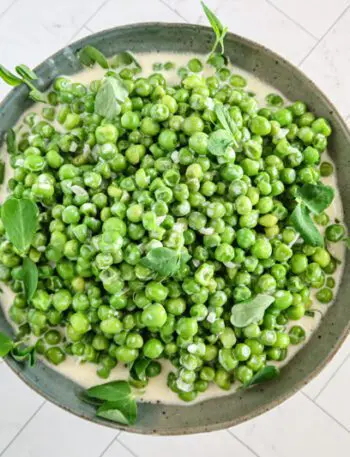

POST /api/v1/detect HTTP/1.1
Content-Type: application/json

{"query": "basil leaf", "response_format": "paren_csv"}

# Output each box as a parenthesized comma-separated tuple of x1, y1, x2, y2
(111, 51, 141, 69)
(140, 247, 180, 276)
(95, 77, 128, 119)
(0, 65, 22, 86)
(6, 129, 16, 155)
(201, 2, 228, 58)
(1, 198, 39, 253)
(86, 380, 132, 403)
(243, 366, 280, 388)
(208, 129, 233, 156)
(290, 203, 323, 247)
(230, 294, 275, 327)
(97, 398, 137, 425)
(29, 89, 47, 103)
(297, 183, 335, 215)
(21, 258, 38, 301)
(15, 64, 38, 81)
(78, 46, 109, 69)
(0, 332, 14, 357)
(131, 357, 151, 382)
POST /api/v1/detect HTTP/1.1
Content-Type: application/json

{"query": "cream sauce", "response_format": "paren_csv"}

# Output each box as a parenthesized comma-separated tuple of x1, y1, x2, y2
(0, 52, 346, 405)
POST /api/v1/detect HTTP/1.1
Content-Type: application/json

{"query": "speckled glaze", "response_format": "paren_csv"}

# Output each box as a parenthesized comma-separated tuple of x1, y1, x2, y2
(0, 24, 349, 435)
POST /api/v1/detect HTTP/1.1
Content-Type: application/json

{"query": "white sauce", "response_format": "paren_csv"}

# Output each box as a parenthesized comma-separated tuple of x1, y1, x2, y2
(0, 52, 346, 405)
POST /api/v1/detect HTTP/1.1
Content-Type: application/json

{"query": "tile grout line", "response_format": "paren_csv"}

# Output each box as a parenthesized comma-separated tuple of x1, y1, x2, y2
(265, 0, 318, 40)
(98, 432, 121, 457)
(116, 435, 139, 457)
(227, 429, 261, 457)
(313, 353, 350, 401)
(0, 0, 19, 22)
(66, 0, 110, 44)
(301, 392, 350, 434)
(298, 4, 350, 66)
(159, 0, 190, 23)
(0, 400, 46, 456)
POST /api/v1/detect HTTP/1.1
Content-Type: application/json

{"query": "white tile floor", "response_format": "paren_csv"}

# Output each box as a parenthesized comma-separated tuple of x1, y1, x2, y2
(0, 0, 350, 455)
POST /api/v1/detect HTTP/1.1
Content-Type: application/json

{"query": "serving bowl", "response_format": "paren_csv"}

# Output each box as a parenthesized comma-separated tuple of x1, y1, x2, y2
(0, 23, 349, 435)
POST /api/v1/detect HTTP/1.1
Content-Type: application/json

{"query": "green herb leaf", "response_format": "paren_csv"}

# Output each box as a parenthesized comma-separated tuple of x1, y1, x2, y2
(79, 392, 104, 406)
(297, 183, 335, 215)
(94, 77, 128, 119)
(97, 398, 137, 425)
(0, 332, 14, 357)
(201, 2, 228, 58)
(15, 64, 38, 81)
(29, 89, 47, 103)
(1, 198, 39, 253)
(208, 129, 233, 156)
(230, 294, 275, 328)
(131, 357, 151, 382)
(243, 365, 280, 388)
(11, 344, 36, 365)
(78, 45, 109, 69)
(0, 65, 22, 86)
(140, 247, 180, 276)
(21, 258, 38, 301)
(214, 104, 239, 147)
(111, 51, 141, 69)
(6, 129, 16, 155)
(290, 203, 323, 247)
(86, 380, 132, 403)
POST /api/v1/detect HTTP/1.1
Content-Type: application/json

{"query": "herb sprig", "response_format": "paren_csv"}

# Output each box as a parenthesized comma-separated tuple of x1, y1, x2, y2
(290, 183, 335, 246)
(0, 64, 46, 103)
(82, 381, 137, 425)
(201, 2, 228, 59)
(0, 331, 36, 366)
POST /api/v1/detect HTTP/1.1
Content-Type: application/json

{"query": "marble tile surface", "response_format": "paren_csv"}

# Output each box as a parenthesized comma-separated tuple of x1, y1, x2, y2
(0, 1, 350, 456)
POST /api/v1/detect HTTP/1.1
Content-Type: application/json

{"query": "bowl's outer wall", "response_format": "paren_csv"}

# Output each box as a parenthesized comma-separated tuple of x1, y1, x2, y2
(0, 24, 349, 435)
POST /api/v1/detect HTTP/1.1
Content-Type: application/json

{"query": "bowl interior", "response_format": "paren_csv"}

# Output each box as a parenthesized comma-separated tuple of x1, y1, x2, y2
(0, 23, 349, 435)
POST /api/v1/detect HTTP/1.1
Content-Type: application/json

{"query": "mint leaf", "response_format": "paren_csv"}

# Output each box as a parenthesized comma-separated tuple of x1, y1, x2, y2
(297, 183, 334, 215)
(111, 51, 141, 69)
(86, 381, 132, 403)
(290, 203, 323, 246)
(97, 398, 137, 425)
(94, 77, 128, 119)
(215, 104, 239, 147)
(131, 357, 151, 382)
(231, 294, 275, 327)
(201, 2, 228, 58)
(0, 332, 14, 357)
(208, 129, 233, 156)
(0, 65, 22, 86)
(78, 45, 109, 69)
(1, 198, 39, 253)
(140, 247, 180, 276)
(21, 258, 38, 301)
(243, 365, 280, 388)
(29, 89, 47, 103)
(15, 65, 38, 81)
(11, 344, 36, 366)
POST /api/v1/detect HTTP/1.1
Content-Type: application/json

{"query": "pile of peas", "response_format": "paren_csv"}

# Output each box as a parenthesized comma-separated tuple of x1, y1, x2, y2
(0, 55, 345, 402)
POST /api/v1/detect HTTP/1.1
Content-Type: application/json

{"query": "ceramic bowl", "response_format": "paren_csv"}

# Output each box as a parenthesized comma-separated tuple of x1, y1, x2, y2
(0, 23, 349, 435)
